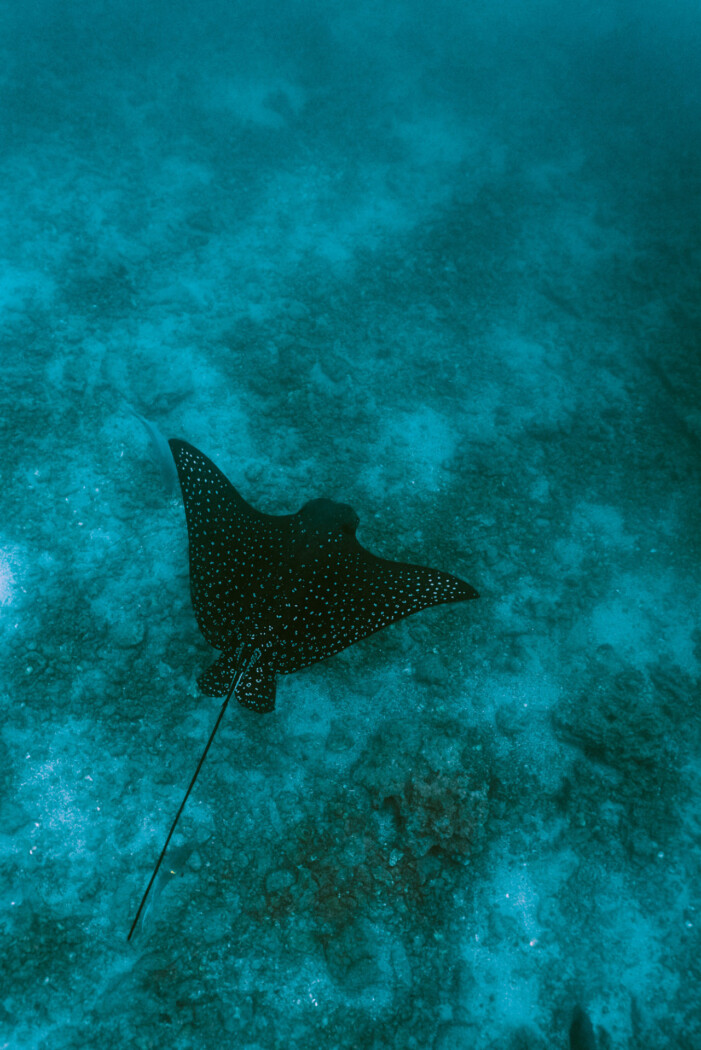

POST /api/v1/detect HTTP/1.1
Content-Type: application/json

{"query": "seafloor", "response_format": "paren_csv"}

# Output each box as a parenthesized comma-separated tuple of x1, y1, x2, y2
(1, 2, 699, 1048)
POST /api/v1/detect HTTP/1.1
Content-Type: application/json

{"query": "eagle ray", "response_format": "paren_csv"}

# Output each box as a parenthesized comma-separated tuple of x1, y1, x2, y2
(127, 439, 478, 939)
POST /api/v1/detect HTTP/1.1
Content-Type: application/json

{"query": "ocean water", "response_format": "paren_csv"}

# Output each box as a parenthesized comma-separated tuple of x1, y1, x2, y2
(0, 1, 699, 1047)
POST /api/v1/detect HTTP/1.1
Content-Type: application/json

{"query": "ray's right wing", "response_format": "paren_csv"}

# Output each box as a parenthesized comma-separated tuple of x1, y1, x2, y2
(273, 536, 478, 674)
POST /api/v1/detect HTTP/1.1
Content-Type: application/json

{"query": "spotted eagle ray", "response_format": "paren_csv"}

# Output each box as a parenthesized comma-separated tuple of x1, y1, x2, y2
(128, 438, 478, 939)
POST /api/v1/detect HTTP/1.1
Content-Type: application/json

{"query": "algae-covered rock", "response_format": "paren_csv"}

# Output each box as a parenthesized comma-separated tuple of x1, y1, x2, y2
(552, 661, 682, 780)
(323, 916, 411, 1008)
(552, 654, 698, 841)
(353, 718, 490, 862)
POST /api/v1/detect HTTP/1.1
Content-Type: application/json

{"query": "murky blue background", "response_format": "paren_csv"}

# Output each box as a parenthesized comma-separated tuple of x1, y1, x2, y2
(1, 1, 699, 1047)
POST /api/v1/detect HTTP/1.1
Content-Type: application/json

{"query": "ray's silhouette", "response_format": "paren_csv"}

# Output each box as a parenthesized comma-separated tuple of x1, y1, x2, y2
(128, 439, 478, 939)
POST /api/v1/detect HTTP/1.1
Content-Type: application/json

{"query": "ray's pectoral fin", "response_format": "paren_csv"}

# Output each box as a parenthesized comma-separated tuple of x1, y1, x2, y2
(197, 654, 237, 697)
(235, 657, 277, 713)
(197, 652, 276, 712)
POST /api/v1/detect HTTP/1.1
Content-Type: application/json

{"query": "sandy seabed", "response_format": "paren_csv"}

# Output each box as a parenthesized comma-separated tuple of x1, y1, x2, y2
(0, 2, 699, 1047)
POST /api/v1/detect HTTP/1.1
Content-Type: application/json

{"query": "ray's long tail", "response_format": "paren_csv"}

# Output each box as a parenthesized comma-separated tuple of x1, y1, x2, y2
(127, 648, 260, 941)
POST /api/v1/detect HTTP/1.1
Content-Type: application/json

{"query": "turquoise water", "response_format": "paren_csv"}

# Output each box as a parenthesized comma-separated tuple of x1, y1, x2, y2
(1, 1, 699, 1047)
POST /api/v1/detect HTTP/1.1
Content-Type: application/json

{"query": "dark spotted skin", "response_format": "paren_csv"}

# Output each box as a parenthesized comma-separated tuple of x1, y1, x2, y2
(169, 439, 478, 712)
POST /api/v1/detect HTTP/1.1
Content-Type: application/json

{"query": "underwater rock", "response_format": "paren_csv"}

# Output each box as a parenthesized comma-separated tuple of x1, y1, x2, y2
(569, 1005, 597, 1050)
(402, 771, 488, 859)
(265, 867, 295, 894)
(506, 1026, 548, 1049)
(112, 618, 145, 649)
(414, 652, 451, 687)
(433, 1022, 478, 1049)
(0, 801, 31, 834)
(323, 917, 408, 1006)
(552, 663, 680, 776)
(495, 700, 530, 738)
(353, 719, 490, 862)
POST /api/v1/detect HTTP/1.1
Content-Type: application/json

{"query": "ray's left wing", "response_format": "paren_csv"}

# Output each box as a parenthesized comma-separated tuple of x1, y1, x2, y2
(169, 439, 298, 650)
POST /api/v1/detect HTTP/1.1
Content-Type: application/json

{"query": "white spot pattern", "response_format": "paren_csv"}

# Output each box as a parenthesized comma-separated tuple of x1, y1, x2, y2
(169, 440, 478, 711)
